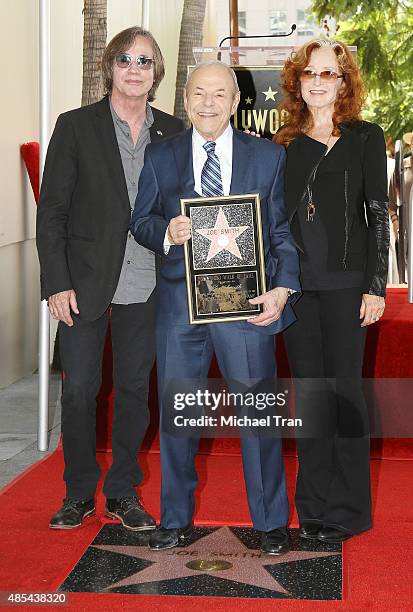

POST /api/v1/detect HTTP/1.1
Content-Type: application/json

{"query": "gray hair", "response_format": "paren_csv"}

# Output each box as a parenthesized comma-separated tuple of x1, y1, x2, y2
(185, 60, 239, 94)
(308, 37, 345, 52)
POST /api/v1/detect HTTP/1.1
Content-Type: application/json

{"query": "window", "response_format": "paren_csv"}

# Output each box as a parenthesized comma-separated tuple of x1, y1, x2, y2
(238, 10, 246, 37)
(296, 7, 317, 38)
(297, 9, 306, 27)
(269, 10, 288, 35)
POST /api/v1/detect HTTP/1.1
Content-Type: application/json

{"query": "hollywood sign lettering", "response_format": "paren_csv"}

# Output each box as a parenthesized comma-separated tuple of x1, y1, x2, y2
(233, 109, 289, 135)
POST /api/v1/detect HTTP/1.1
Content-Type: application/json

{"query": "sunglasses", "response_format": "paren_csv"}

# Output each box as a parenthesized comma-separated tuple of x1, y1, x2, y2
(115, 53, 155, 70)
(300, 69, 344, 82)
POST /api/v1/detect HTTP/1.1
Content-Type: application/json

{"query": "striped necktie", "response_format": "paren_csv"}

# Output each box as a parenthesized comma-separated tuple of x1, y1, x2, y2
(201, 141, 224, 197)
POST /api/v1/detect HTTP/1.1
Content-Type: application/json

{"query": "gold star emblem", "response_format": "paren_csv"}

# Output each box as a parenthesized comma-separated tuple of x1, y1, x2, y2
(245, 96, 253, 105)
(262, 86, 277, 101)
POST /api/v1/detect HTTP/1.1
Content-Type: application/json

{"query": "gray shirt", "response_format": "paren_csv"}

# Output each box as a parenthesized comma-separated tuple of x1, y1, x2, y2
(110, 100, 156, 304)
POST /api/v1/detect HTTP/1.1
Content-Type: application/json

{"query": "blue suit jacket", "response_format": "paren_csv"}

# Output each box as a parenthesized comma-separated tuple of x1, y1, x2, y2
(131, 127, 300, 334)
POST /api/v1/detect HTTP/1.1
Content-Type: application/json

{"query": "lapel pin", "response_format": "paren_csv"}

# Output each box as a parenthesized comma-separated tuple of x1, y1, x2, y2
(157, 130, 163, 136)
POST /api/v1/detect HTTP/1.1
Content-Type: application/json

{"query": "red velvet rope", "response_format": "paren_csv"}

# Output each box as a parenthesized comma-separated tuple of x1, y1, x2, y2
(20, 141, 40, 205)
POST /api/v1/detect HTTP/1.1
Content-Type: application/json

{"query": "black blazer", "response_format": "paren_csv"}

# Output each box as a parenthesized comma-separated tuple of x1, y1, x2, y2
(36, 96, 185, 321)
(284, 121, 390, 296)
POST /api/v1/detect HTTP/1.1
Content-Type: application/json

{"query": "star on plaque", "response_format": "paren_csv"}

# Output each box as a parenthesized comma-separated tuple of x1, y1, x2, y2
(93, 526, 339, 596)
(196, 207, 249, 262)
(245, 96, 253, 105)
(262, 86, 277, 101)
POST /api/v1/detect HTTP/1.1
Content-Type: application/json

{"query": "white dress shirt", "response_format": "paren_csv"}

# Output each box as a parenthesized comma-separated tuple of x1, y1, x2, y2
(192, 124, 233, 196)
(163, 125, 295, 296)
(164, 124, 233, 250)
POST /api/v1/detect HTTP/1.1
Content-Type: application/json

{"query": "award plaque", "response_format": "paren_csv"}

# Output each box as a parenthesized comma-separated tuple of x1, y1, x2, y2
(181, 193, 266, 324)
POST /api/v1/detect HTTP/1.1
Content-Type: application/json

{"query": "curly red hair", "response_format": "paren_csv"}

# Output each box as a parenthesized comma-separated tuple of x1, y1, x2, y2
(275, 39, 365, 146)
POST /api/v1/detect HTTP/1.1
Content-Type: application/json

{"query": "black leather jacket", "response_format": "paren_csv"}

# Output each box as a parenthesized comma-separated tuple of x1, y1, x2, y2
(284, 121, 390, 297)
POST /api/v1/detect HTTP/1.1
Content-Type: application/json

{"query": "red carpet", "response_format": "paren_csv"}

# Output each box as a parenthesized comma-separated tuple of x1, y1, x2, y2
(96, 288, 413, 459)
(0, 449, 412, 610)
(19, 135, 413, 608)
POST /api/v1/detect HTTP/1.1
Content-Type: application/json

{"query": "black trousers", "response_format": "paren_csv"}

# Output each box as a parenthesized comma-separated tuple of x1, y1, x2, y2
(283, 288, 372, 534)
(59, 293, 156, 500)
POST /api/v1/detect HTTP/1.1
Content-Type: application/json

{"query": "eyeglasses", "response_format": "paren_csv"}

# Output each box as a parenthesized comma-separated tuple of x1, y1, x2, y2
(300, 69, 344, 82)
(115, 53, 155, 70)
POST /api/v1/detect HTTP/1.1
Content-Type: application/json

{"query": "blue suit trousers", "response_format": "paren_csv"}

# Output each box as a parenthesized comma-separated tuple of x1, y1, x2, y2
(156, 320, 289, 532)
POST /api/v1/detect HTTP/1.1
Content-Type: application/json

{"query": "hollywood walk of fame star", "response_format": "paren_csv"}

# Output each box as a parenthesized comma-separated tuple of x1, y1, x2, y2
(93, 526, 338, 596)
(245, 96, 253, 105)
(196, 207, 249, 262)
(262, 86, 278, 101)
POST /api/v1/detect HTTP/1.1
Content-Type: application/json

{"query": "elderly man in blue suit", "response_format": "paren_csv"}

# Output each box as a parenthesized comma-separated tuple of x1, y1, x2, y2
(130, 61, 300, 554)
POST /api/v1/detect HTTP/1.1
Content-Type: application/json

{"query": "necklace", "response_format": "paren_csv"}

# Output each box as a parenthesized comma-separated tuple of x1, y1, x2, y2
(306, 131, 333, 222)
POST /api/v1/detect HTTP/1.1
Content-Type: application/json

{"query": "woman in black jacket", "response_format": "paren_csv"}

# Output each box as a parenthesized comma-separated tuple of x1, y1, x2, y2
(276, 39, 390, 543)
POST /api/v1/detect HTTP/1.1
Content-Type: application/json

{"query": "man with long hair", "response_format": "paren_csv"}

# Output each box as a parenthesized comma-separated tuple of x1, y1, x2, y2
(37, 27, 184, 531)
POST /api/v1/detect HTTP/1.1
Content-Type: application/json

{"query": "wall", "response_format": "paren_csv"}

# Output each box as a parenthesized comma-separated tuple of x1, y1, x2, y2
(0, 0, 39, 387)
(49, 0, 184, 119)
(149, 0, 184, 113)
(0, 0, 185, 387)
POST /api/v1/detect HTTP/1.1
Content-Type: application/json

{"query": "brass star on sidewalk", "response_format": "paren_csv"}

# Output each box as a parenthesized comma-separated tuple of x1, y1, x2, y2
(196, 207, 249, 262)
(262, 86, 277, 101)
(94, 526, 338, 596)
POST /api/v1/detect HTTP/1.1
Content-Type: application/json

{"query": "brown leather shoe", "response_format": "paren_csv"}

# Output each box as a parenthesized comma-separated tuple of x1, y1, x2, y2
(49, 498, 95, 529)
(105, 496, 156, 531)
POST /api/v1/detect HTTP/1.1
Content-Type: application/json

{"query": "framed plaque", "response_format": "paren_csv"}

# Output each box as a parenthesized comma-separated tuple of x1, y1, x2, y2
(181, 193, 266, 324)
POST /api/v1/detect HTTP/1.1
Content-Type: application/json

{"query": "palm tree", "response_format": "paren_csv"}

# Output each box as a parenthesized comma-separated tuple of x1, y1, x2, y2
(81, 0, 107, 106)
(174, 0, 207, 123)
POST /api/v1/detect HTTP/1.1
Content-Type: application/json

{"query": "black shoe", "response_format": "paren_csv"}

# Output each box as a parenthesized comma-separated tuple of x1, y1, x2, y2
(149, 525, 192, 550)
(105, 496, 156, 531)
(317, 526, 353, 543)
(260, 527, 290, 555)
(300, 522, 322, 540)
(49, 498, 95, 529)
